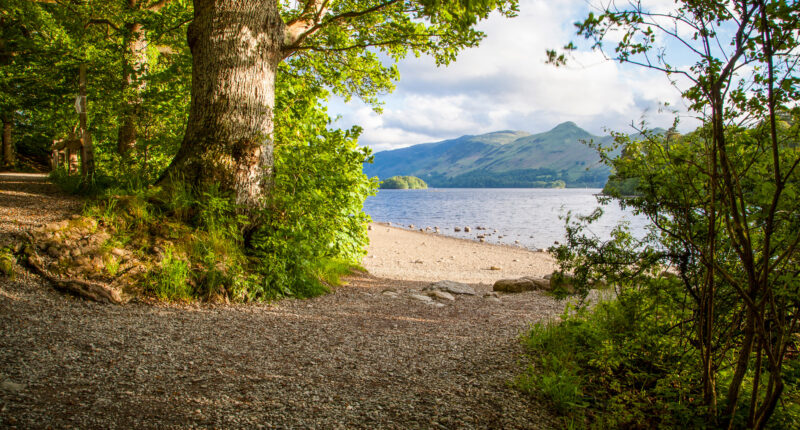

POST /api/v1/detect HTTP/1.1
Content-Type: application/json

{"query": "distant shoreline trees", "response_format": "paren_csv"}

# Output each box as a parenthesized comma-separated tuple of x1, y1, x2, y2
(380, 176, 428, 189)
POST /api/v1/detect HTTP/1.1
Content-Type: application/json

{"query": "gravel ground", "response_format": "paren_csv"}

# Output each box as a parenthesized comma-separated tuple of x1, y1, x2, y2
(0, 173, 562, 429)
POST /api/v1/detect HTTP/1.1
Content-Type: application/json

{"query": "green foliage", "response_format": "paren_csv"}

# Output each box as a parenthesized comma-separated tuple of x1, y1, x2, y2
(0, 247, 15, 279)
(146, 245, 191, 301)
(520, 285, 705, 429)
(247, 66, 377, 300)
(7, 0, 515, 302)
(380, 175, 428, 189)
(601, 176, 639, 196)
(539, 1, 800, 428)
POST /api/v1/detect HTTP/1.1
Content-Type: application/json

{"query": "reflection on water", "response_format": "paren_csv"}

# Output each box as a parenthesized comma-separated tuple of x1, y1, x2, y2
(363, 188, 649, 250)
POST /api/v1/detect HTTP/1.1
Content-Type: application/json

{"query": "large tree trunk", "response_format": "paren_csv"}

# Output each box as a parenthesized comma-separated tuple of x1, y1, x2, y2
(158, 0, 283, 208)
(2, 114, 12, 168)
(117, 9, 148, 156)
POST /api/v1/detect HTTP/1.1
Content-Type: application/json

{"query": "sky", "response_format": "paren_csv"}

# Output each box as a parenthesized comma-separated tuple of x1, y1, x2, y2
(326, 0, 703, 153)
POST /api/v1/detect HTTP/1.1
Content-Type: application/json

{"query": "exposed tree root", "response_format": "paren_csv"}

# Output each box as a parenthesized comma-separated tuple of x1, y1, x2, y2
(23, 247, 123, 304)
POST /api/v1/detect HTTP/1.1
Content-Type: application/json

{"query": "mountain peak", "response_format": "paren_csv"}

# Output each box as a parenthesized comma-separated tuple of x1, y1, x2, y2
(551, 121, 581, 132)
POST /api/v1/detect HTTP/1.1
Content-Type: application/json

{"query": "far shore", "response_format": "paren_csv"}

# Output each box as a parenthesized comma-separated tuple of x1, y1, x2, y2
(362, 222, 557, 285)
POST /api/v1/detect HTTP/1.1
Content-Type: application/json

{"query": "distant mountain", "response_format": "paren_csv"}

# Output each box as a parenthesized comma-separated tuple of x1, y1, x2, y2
(363, 122, 616, 188)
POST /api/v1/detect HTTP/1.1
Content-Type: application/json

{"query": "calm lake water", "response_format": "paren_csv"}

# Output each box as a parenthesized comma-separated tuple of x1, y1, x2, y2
(363, 188, 649, 250)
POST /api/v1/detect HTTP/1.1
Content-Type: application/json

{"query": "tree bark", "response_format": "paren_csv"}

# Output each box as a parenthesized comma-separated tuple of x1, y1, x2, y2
(2, 113, 13, 168)
(117, 6, 149, 156)
(158, 0, 283, 208)
(79, 63, 95, 180)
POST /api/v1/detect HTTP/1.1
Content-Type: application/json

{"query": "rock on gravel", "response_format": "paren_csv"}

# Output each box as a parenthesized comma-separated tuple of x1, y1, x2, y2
(424, 280, 476, 296)
(409, 293, 433, 303)
(427, 290, 455, 301)
(1, 380, 25, 393)
(494, 277, 551, 293)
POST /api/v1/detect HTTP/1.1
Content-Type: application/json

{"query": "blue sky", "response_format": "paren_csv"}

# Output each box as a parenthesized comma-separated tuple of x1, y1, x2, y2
(326, 0, 703, 152)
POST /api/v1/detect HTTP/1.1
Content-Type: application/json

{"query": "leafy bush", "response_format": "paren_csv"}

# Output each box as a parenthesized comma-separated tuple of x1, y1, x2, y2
(222, 64, 376, 300)
(520, 281, 705, 429)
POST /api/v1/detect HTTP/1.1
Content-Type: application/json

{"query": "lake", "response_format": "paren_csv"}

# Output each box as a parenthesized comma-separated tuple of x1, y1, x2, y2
(363, 188, 649, 250)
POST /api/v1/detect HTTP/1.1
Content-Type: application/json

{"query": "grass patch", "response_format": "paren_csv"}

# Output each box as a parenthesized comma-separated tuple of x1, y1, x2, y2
(519, 287, 800, 429)
(313, 258, 365, 287)
(0, 247, 16, 279)
(73, 182, 369, 304)
(145, 245, 192, 301)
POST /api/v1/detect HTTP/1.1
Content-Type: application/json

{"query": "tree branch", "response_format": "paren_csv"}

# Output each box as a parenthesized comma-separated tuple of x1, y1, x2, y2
(86, 18, 120, 31)
(282, 0, 401, 57)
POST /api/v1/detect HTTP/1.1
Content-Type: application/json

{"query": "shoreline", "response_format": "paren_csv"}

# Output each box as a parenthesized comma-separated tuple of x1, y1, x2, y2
(363, 222, 557, 285)
(370, 221, 548, 252)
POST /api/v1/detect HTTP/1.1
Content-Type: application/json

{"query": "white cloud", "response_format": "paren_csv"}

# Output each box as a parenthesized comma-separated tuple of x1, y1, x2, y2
(327, 0, 700, 151)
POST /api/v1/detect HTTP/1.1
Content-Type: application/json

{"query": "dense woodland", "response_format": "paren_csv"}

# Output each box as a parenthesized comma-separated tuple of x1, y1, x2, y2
(1, 0, 519, 298)
(1, 0, 799, 429)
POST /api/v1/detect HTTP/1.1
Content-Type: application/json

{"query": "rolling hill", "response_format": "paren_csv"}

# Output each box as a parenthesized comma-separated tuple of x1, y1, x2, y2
(363, 122, 616, 188)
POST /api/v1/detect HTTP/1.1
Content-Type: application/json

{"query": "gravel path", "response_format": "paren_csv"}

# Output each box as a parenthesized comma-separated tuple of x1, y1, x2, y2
(0, 173, 561, 429)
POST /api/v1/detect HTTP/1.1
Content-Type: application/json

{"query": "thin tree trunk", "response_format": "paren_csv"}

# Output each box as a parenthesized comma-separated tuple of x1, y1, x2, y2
(725, 309, 756, 426)
(79, 63, 95, 180)
(117, 12, 148, 156)
(158, 0, 283, 208)
(2, 114, 13, 168)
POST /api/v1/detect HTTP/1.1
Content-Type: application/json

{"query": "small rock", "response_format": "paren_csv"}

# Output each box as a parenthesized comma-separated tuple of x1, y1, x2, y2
(464, 226, 471, 232)
(424, 280, 476, 296)
(486, 297, 502, 303)
(409, 224, 415, 229)
(111, 248, 125, 257)
(1, 380, 24, 393)
(493, 277, 550, 293)
(409, 293, 433, 303)
(479, 238, 485, 242)
(433, 302, 446, 308)
(45, 220, 67, 231)
(513, 259, 519, 262)
(427, 290, 455, 301)
(367, 224, 373, 231)
(46, 245, 61, 259)
(483, 291, 499, 298)
(382, 291, 399, 298)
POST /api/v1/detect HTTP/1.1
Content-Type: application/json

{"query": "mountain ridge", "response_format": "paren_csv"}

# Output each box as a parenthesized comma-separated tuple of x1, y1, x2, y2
(363, 122, 616, 188)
